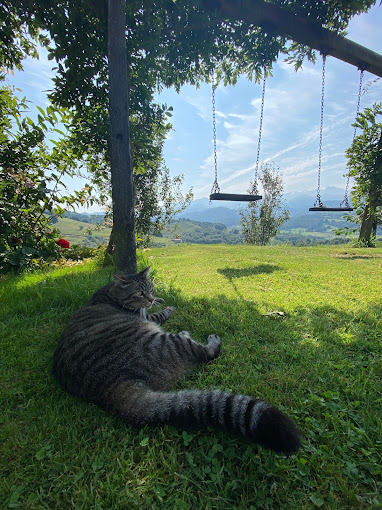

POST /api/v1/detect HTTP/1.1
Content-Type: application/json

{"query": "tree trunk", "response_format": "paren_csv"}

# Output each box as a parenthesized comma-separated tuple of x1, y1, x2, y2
(107, 0, 137, 273)
(372, 221, 377, 239)
(358, 198, 382, 246)
(358, 201, 374, 246)
(105, 226, 114, 256)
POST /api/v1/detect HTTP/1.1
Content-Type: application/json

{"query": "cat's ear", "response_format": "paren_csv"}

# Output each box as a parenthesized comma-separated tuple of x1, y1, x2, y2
(113, 274, 134, 286)
(140, 266, 151, 279)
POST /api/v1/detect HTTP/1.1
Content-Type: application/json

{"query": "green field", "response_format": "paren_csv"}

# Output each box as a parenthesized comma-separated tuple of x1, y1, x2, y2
(1, 244, 381, 509)
(53, 216, 111, 245)
(53, 214, 350, 248)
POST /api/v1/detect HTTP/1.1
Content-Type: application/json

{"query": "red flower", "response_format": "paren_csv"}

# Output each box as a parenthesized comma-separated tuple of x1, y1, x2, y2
(57, 238, 70, 249)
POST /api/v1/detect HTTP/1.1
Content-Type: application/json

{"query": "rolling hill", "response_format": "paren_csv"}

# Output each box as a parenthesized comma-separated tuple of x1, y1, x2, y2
(55, 187, 380, 246)
(52, 216, 111, 246)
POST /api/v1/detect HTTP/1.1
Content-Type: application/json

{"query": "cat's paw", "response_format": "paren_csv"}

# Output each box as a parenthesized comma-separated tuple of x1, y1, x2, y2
(162, 306, 175, 321)
(178, 330, 192, 341)
(206, 334, 221, 359)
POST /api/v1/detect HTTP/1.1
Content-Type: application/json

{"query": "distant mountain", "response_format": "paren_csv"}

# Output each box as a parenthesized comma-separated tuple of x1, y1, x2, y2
(178, 187, 352, 227)
(285, 186, 351, 216)
(63, 210, 105, 224)
(178, 204, 242, 226)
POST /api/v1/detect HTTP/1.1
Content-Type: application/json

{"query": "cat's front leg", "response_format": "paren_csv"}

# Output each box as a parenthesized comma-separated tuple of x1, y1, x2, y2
(206, 334, 221, 360)
(148, 306, 175, 324)
(177, 331, 221, 362)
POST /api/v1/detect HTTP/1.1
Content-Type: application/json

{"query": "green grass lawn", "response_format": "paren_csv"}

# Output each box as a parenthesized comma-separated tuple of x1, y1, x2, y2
(1, 245, 381, 509)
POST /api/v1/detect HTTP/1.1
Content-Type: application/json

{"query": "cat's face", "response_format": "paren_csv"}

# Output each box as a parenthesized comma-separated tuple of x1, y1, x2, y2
(110, 267, 157, 310)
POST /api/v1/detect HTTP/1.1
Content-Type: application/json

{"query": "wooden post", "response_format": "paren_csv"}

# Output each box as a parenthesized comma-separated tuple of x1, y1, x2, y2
(107, 0, 137, 273)
(204, 0, 382, 78)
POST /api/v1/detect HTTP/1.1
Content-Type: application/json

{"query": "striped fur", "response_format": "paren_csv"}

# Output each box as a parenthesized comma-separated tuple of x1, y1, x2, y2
(52, 267, 300, 454)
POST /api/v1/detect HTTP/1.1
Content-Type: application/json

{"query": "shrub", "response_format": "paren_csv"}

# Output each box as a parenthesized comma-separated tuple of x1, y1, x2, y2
(0, 168, 61, 272)
(0, 77, 92, 272)
(61, 243, 102, 261)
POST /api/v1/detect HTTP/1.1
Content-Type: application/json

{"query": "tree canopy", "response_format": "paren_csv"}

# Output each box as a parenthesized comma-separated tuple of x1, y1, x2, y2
(3, 0, 377, 162)
(5, 0, 377, 162)
(347, 103, 382, 245)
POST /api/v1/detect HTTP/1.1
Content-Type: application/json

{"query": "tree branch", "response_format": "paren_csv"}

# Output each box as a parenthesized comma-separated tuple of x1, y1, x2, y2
(204, 0, 382, 78)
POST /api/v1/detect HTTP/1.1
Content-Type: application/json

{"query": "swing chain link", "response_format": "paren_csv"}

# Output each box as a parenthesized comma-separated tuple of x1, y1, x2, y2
(341, 69, 364, 208)
(314, 54, 326, 208)
(210, 74, 220, 196)
(251, 67, 266, 195)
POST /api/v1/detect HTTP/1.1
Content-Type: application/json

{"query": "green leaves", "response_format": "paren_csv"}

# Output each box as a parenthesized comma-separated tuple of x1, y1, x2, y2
(310, 494, 325, 507)
(0, 84, 94, 273)
(342, 102, 382, 245)
(134, 165, 193, 247)
(240, 163, 290, 245)
(8, 485, 25, 508)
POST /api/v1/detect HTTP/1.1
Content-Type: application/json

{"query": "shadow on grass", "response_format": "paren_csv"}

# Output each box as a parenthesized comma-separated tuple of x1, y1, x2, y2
(217, 264, 282, 279)
(3, 264, 381, 405)
(335, 253, 382, 260)
(0, 264, 113, 326)
(216, 264, 283, 299)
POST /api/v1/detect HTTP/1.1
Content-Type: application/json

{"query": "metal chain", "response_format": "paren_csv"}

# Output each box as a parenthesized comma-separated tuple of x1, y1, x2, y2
(314, 54, 326, 208)
(251, 67, 266, 195)
(210, 74, 220, 195)
(341, 69, 364, 208)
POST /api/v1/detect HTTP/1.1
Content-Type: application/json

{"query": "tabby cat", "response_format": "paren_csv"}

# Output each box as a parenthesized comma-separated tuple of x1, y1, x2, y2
(52, 267, 300, 454)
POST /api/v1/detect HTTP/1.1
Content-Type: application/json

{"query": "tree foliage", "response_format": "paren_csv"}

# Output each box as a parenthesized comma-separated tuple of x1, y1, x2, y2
(0, 78, 92, 272)
(5, 0, 376, 170)
(349, 103, 382, 198)
(340, 103, 382, 246)
(240, 164, 290, 245)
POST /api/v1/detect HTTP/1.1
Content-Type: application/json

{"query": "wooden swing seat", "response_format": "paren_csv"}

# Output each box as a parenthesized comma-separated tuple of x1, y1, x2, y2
(309, 206, 353, 212)
(210, 193, 262, 202)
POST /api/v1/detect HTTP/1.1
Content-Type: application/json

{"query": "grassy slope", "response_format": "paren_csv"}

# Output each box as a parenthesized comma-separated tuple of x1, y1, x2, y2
(1, 245, 381, 509)
(53, 216, 111, 244)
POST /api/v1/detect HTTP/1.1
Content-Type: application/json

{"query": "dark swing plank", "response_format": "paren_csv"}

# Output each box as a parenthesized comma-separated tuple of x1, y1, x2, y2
(210, 193, 262, 202)
(309, 206, 353, 212)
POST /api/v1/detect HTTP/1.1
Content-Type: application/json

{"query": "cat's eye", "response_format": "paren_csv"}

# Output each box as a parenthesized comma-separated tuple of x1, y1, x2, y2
(135, 291, 144, 297)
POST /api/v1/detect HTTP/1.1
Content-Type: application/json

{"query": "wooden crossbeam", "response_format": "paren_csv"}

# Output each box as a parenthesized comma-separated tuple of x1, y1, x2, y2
(204, 0, 382, 78)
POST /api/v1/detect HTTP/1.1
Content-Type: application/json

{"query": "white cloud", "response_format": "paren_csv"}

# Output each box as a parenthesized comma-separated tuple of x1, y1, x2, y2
(215, 110, 228, 119)
(183, 93, 211, 121)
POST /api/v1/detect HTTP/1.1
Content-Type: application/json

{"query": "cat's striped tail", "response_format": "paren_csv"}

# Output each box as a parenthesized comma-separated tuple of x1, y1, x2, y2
(103, 385, 301, 454)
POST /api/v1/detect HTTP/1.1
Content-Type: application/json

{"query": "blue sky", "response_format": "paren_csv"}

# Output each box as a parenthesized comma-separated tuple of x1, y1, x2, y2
(7, 4, 382, 211)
